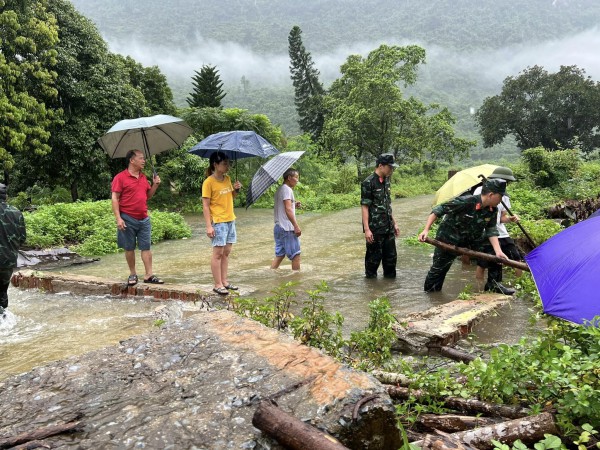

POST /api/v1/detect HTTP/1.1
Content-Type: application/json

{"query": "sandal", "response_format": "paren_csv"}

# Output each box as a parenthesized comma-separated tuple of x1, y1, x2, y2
(144, 275, 164, 284)
(224, 284, 238, 291)
(127, 274, 138, 286)
(212, 287, 229, 295)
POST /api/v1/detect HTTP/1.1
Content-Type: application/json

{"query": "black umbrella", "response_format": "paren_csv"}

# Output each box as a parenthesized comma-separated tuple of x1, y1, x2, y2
(246, 151, 305, 209)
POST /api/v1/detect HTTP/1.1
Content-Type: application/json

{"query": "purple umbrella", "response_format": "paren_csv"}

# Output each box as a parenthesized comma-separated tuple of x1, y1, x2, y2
(524, 215, 600, 325)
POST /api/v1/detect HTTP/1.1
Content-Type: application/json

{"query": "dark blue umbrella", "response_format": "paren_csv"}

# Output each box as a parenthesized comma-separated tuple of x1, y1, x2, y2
(188, 131, 280, 160)
(525, 215, 600, 324)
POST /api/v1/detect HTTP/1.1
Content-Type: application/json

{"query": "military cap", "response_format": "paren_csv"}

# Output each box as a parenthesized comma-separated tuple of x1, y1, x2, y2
(483, 178, 507, 195)
(376, 153, 399, 168)
(488, 166, 516, 181)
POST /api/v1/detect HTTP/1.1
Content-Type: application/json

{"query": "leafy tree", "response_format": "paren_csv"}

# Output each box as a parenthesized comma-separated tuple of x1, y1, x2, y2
(120, 55, 177, 116)
(321, 44, 473, 177)
(288, 26, 325, 142)
(11, 0, 150, 202)
(476, 65, 600, 154)
(0, 0, 60, 182)
(186, 65, 226, 108)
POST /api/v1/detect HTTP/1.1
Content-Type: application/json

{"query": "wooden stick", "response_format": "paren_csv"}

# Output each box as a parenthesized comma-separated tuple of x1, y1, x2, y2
(424, 237, 530, 272)
(252, 400, 349, 450)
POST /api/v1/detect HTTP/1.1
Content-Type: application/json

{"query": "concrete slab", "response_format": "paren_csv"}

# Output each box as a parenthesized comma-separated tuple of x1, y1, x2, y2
(393, 293, 512, 354)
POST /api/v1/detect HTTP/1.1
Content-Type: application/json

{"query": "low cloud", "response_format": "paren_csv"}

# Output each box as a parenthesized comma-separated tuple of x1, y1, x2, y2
(107, 27, 600, 90)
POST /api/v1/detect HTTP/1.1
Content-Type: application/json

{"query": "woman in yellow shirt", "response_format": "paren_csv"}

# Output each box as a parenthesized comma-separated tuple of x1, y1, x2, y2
(202, 152, 242, 295)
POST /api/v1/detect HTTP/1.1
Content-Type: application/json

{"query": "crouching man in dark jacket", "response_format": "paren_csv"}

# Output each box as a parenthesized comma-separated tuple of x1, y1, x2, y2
(418, 179, 515, 295)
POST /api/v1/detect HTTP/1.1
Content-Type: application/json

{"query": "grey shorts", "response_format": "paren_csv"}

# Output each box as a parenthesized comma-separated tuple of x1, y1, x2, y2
(117, 213, 151, 251)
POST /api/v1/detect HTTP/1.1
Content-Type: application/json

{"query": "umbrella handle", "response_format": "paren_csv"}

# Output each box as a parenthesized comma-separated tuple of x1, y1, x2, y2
(478, 174, 537, 249)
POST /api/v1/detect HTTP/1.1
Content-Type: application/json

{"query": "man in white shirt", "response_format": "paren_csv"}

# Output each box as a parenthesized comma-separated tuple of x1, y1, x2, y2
(271, 168, 302, 270)
(473, 167, 522, 291)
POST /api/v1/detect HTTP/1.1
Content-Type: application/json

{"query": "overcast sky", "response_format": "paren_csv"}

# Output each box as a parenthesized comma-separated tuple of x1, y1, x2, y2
(107, 26, 600, 90)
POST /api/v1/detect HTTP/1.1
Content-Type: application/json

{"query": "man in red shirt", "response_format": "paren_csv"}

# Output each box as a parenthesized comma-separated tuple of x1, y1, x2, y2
(111, 149, 163, 285)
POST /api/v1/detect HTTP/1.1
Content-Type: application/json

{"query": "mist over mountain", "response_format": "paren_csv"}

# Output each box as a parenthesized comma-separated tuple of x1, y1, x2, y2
(68, 0, 600, 160)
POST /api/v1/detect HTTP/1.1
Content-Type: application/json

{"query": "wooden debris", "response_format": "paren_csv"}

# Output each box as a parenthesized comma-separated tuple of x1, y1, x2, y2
(413, 412, 558, 450)
(0, 420, 82, 449)
(424, 237, 529, 272)
(385, 386, 530, 419)
(421, 430, 479, 450)
(417, 414, 501, 433)
(437, 346, 477, 363)
(252, 400, 349, 450)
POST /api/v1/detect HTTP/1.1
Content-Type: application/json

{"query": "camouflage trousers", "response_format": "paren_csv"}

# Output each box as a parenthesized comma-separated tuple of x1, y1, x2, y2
(0, 267, 12, 309)
(365, 233, 397, 278)
(424, 239, 502, 292)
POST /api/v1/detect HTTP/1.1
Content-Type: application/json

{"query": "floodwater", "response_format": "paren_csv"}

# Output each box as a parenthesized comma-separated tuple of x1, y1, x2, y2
(0, 195, 536, 381)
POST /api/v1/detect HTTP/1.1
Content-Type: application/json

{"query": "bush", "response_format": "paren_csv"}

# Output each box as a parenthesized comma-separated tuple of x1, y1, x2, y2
(23, 200, 192, 256)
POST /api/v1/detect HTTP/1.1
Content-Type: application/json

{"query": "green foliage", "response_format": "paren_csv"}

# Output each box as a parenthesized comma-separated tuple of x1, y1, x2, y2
(521, 147, 581, 189)
(461, 320, 600, 434)
(477, 66, 600, 153)
(510, 219, 563, 247)
(187, 64, 226, 108)
(346, 297, 398, 369)
(289, 281, 345, 357)
(23, 200, 191, 255)
(0, 0, 60, 172)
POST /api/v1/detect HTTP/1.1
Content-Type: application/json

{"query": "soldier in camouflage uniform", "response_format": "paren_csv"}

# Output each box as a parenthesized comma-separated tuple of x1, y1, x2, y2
(418, 179, 515, 295)
(0, 183, 26, 316)
(361, 154, 400, 278)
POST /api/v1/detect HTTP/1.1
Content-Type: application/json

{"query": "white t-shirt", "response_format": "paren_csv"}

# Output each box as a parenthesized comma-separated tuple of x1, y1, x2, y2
(473, 184, 510, 238)
(274, 184, 295, 231)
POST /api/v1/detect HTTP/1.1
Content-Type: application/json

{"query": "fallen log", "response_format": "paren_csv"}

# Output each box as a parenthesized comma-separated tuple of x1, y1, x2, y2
(385, 386, 530, 419)
(417, 414, 501, 432)
(0, 420, 82, 449)
(424, 237, 529, 272)
(421, 430, 479, 450)
(412, 412, 558, 450)
(437, 345, 477, 363)
(252, 400, 349, 450)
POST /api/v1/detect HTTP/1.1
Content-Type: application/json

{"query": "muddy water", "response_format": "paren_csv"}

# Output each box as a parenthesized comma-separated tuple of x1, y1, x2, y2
(0, 195, 536, 380)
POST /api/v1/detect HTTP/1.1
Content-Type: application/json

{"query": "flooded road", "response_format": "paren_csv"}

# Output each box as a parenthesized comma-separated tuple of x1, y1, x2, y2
(0, 195, 536, 380)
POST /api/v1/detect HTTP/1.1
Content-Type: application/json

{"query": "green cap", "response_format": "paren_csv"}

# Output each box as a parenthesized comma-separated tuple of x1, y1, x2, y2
(488, 167, 516, 181)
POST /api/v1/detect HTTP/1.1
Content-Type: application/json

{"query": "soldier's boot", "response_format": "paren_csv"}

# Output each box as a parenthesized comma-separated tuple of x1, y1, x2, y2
(485, 264, 515, 295)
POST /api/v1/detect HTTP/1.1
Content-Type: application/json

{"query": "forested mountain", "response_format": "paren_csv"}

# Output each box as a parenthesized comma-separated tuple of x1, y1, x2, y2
(68, 0, 600, 161)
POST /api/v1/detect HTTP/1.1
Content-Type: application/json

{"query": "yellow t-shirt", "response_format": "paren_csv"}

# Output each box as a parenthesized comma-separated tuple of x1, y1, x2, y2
(202, 175, 236, 223)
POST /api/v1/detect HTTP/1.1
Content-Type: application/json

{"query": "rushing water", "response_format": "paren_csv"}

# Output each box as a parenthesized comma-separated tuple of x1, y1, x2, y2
(0, 195, 536, 381)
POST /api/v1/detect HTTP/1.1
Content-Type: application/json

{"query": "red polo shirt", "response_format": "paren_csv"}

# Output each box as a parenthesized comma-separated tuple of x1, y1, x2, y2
(111, 169, 150, 219)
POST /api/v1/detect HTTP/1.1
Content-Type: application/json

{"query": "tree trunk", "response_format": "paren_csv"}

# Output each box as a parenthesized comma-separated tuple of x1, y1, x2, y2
(417, 414, 501, 432)
(252, 400, 349, 450)
(424, 237, 530, 272)
(412, 412, 558, 450)
(437, 345, 477, 363)
(385, 386, 530, 419)
(70, 180, 79, 202)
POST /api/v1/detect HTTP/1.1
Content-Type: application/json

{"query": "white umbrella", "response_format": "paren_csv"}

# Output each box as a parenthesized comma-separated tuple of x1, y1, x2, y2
(98, 114, 193, 173)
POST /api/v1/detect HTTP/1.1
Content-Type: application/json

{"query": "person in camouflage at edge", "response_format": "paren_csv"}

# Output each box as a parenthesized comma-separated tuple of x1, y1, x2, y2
(361, 154, 400, 278)
(418, 179, 515, 295)
(0, 183, 26, 316)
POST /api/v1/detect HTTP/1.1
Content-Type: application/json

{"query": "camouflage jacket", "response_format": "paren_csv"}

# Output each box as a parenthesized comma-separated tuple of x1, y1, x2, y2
(361, 172, 394, 235)
(0, 202, 26, 268)
(432, 194, 499, 244)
